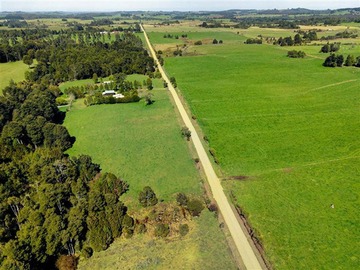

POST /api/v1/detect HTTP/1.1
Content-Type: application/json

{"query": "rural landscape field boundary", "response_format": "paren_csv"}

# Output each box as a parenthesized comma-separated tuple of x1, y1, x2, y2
(141, 24, 265, 270)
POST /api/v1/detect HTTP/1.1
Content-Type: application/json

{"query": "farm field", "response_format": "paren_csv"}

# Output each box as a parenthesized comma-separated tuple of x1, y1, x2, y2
(145, 24, 360, 269)
(64, 83, 237, 269)
(0, 60, 29, 94)
(64, 88, 202, 207)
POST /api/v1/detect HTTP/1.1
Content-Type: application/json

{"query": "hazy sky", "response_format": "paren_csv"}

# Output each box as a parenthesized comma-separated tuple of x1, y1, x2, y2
(1, 0, 359, 12)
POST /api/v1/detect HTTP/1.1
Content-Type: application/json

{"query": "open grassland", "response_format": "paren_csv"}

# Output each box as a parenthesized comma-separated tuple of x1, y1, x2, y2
(0, 61, 29, 94)
(79, 211, 237, 270)
(64, 87, 203, 208)
(145, 25, 360, 269)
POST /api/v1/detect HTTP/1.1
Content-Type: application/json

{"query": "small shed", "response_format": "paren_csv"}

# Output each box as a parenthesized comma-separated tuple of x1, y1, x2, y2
(102, 90, 116, 96)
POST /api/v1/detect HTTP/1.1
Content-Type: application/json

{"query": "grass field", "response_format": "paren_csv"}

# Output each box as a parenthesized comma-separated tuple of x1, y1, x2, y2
(145, 25, 360, 269)
(64, 88, 202, 207)
(79, 210, 237, 270)
(0, 61, 29, 94)
(64, 81, 237, 269)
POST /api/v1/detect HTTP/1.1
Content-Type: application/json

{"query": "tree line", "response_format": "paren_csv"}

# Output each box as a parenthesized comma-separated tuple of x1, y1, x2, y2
(323, 54, 360, 67)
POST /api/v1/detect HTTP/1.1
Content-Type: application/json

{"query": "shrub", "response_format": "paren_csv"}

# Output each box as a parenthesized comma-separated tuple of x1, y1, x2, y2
(82, 247, 93, 259)
(179, 224, 189, 236)
(139, 186, 158, 207)
(287, 50, 306, 58)
(181, 126, 191, 141)
(155, 223, 170, 237)
(187, 199, 204, 217)
(176, 192, 188, 206)
(194, 40, 202, 45)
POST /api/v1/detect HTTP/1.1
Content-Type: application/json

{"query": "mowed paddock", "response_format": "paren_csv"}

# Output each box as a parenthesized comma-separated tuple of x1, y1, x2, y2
(144, 23, 360, 269)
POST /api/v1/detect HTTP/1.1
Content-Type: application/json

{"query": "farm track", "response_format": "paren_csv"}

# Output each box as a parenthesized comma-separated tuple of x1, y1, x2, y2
(141, 24, 265, 270)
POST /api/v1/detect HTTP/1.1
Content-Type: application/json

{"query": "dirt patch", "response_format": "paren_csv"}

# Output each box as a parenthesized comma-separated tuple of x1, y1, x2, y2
(224, 175, 250, 181)
(282, 167, 293, 173)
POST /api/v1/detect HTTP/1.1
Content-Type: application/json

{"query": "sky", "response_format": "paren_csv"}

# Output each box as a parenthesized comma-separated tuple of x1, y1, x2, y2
(1, 0, 359, 12)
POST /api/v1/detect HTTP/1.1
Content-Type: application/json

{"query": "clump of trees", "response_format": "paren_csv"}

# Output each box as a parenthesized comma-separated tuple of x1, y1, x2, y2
(276, 30, 318, 46)
(176, 193, 205, 217)
(0, 81, 133, 269)
(170, 77, 177, 88)
(320, 30, 358, 41)
(320, 43, 340, 53)
(245, 38, 262, 44)
(323, 54, 360, 68)
(287, 50, 306, 58)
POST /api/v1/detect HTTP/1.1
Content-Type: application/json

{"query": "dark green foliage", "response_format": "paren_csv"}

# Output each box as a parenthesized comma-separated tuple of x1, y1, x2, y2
(194, 40, 202, 45)
(181, 126, 191, 141)
(302, 30, 318, 41)
(323, 54, 344, 67)
(0, 81, 131, 268)
(294, 33, 302, 45)
(212, 39, 218, 44)
(287, 50, 306, 58)
(146, 78, 153, 90)
(82, 247, 93, 259)
(84, 91, 140, 106)
(170, 77, 177, 88)
(3, 30, 154, 83)
(139, 186, 158, 207)
(277, 36, 294, 46)
(186, 199, 204, 217)
(176, 193, 188, 206)
(179, 224, 189, 236)
(344, 55, 356, 66)
(145, 93, 154, 105)
(320, 43, 340, 53)
(245, 38, 262, 44)
(154, 224, 170, 237)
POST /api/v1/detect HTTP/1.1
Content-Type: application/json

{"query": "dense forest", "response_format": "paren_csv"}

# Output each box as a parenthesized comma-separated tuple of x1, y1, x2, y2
(0, 28, 154, 84)
(0, 81, 134, 269)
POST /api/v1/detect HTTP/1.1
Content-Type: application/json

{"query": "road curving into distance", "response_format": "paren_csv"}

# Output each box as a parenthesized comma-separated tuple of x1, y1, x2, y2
(141, 24, 264, 270)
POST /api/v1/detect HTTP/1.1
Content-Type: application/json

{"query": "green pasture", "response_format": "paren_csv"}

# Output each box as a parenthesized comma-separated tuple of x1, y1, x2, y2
(64, 79, 237, 269)
(151, 28, 360, 269)
(64, 87, 202, 208)
(79, 211, 237, 270)
(0, 61, 29, 94)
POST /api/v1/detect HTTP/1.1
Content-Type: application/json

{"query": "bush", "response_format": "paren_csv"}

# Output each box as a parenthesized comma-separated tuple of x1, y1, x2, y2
(194, 40, 202, 45)
(287, 50, 306, 58)
(154, 223, 170, 237)
(176, 193, 188, 206)
(179, 224, 189, 236)
(187, 199, 204, 217)
(245, 38, 262, 44)
(181, 126, 191, 141)
(139, 186, 158, 207)
(82, 247, 93, 259)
